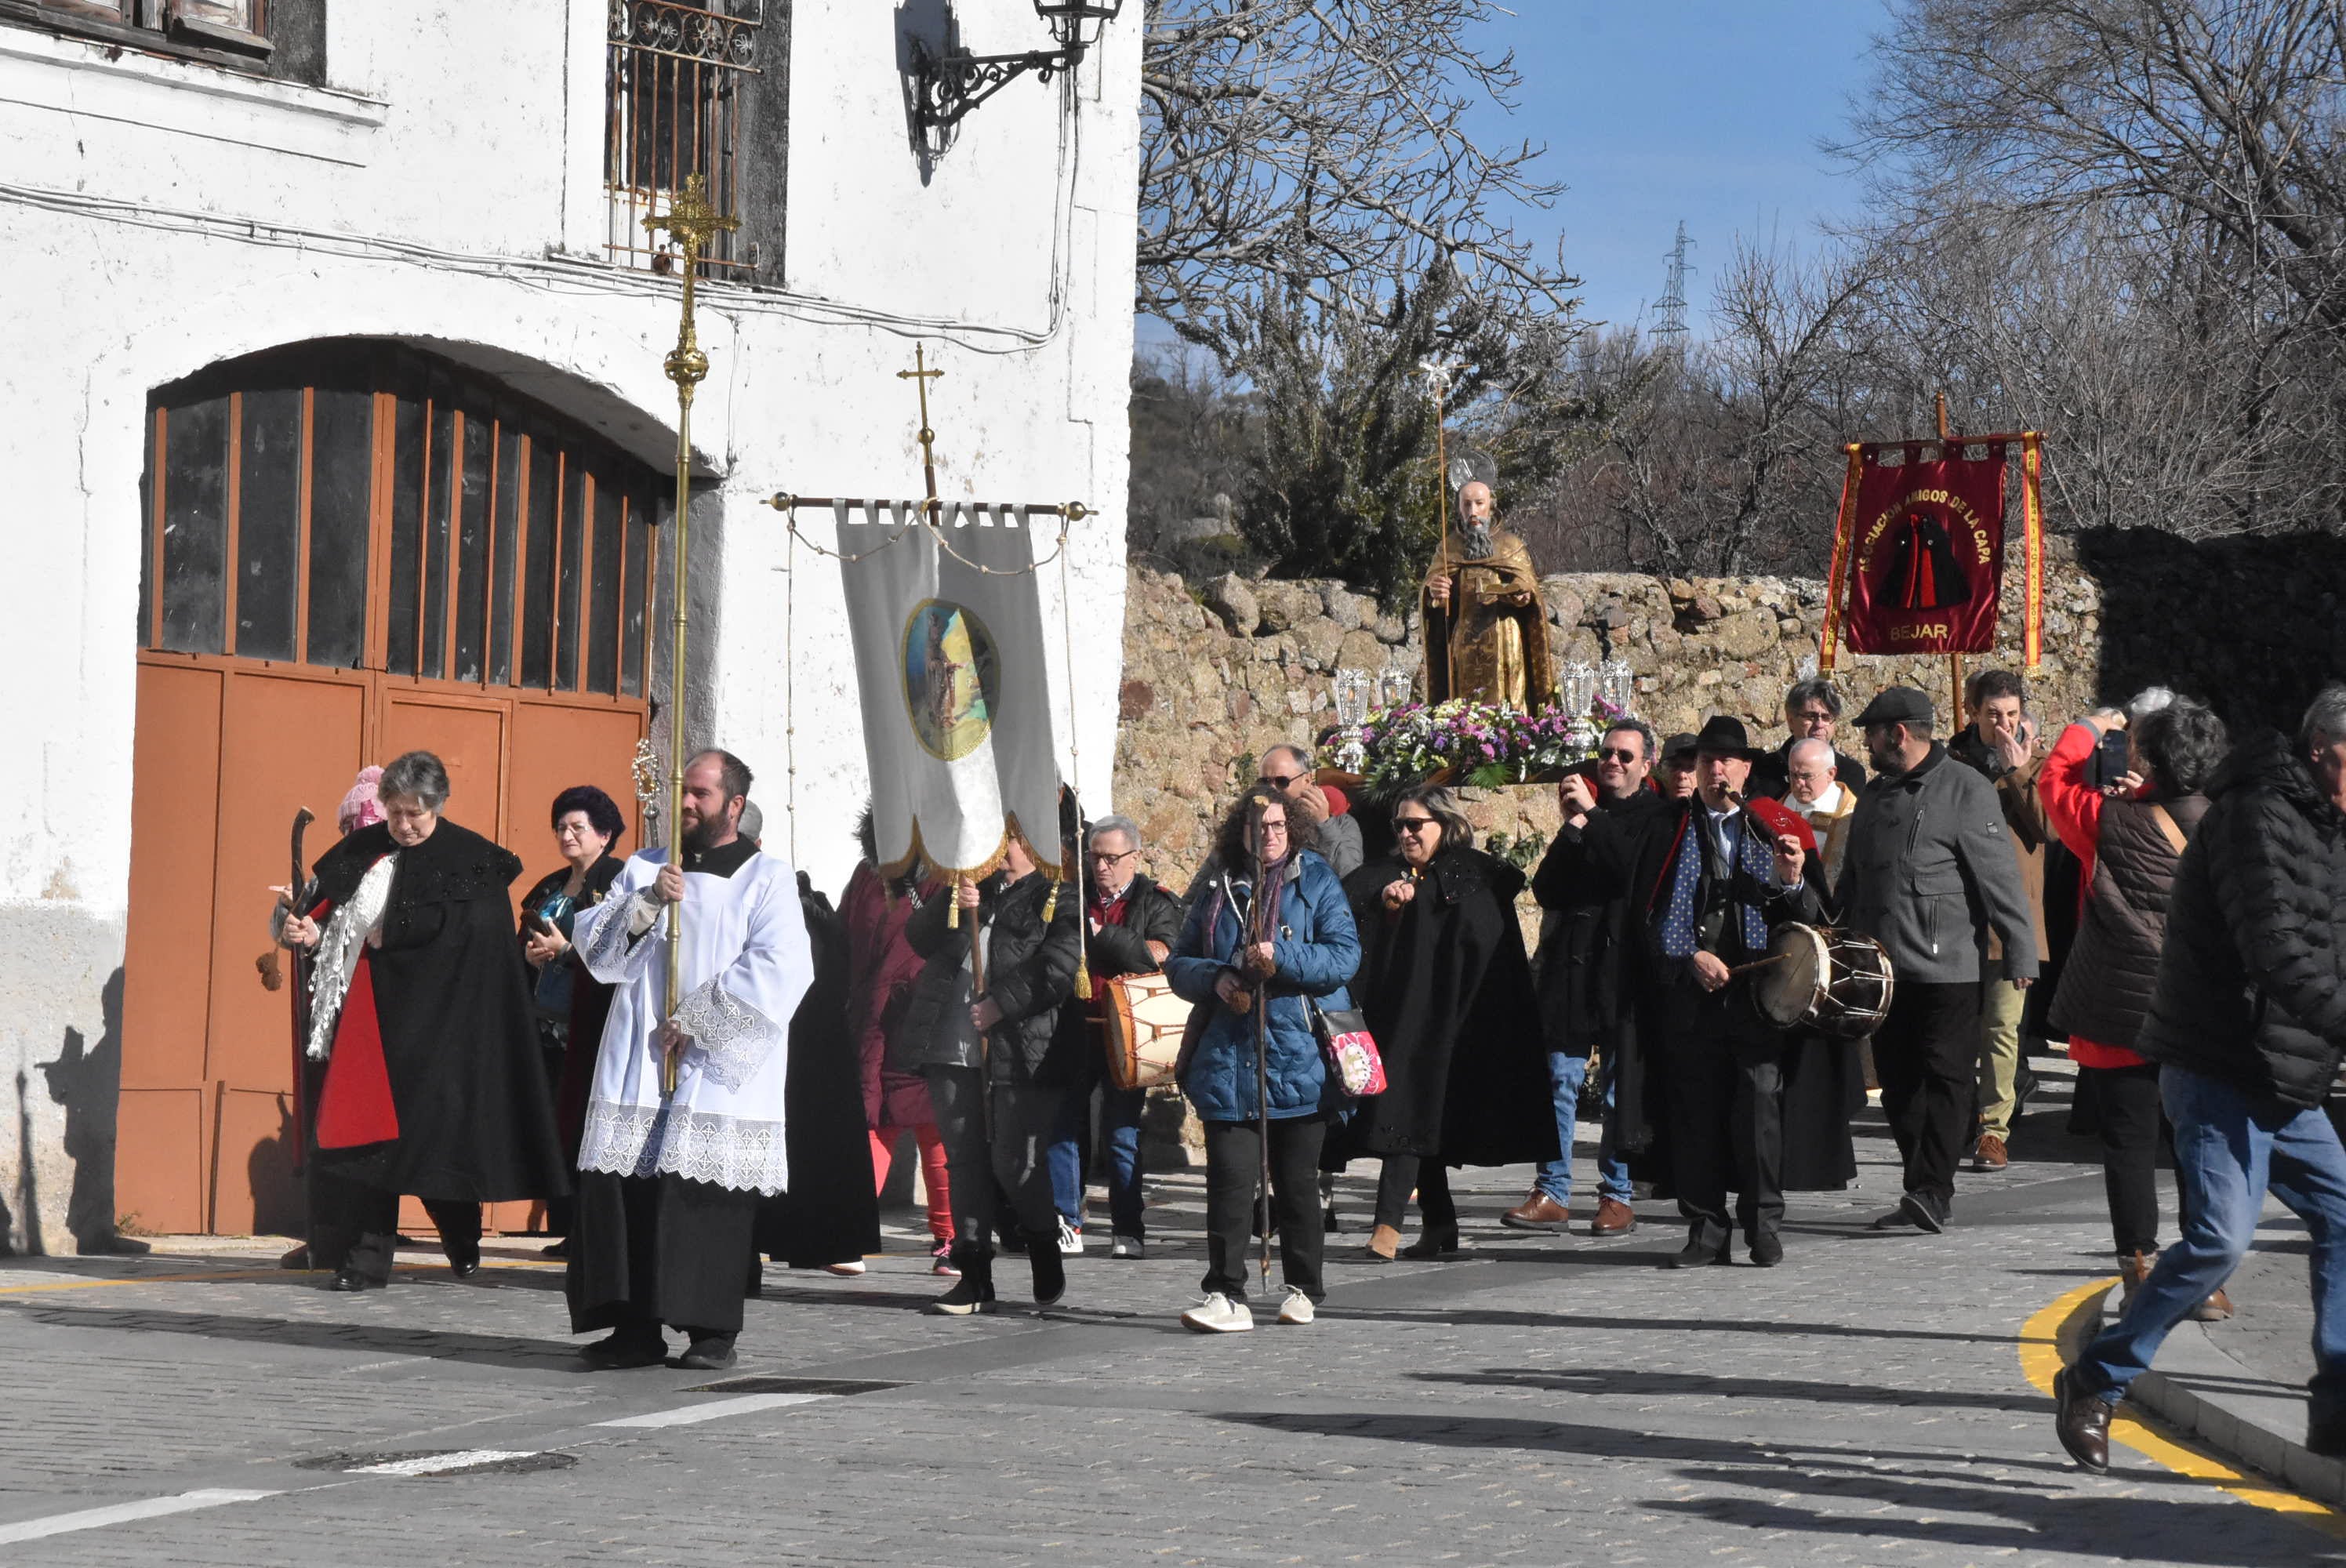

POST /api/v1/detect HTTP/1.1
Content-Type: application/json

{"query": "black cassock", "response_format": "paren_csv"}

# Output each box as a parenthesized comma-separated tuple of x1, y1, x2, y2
(307, 818, 568, 1205)
(754, 874, 881, 1269)
(1335, 848, 1558, 1169)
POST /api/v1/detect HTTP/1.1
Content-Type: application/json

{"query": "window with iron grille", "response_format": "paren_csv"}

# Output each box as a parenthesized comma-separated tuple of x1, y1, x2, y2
(605, 0, 783, 281)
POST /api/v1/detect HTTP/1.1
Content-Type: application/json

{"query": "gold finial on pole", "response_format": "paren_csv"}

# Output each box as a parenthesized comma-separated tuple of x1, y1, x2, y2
(647, 172, 736, 1097)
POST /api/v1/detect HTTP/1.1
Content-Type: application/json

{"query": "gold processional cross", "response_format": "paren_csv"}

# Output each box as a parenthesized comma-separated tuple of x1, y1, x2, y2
(645, 172, 736, 1095)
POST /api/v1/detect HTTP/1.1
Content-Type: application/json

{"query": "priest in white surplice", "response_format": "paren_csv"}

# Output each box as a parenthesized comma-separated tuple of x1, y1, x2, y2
(565, 748, 812, 1371)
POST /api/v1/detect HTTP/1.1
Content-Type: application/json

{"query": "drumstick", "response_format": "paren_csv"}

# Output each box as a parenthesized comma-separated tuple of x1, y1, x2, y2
(1727, 952, 1795, 977)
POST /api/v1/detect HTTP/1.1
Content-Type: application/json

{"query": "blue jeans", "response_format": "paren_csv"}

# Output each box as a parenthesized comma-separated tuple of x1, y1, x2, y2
(1100, 1085, 1147, 1238)
(1535, 1051, 1632, 1207)
(2072, 1064, 2346, 1423)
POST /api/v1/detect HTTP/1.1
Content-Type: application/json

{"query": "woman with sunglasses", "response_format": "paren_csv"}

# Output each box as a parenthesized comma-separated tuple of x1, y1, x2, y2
(1167, 789, 1362, 1331)
(1336, 786, 1556, 1261)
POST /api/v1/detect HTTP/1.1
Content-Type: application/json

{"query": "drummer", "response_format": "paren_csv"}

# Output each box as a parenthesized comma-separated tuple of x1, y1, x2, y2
(1055, 815, 1186, 1261)
(1556, 715, 1825, 1269)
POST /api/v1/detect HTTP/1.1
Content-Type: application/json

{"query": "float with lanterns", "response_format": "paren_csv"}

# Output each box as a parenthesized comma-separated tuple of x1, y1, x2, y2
(1319, 658, 1641, 794)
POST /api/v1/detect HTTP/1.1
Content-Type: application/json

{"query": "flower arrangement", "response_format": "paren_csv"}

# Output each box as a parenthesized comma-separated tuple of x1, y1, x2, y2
(1335, 699, 1609, 794)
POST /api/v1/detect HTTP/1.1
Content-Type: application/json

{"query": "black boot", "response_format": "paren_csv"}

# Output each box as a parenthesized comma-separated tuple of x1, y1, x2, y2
(929, 1245, 996, 1316)
(1026, 1228, 1066, 1307)
(1666, 1227, 1730, 1269)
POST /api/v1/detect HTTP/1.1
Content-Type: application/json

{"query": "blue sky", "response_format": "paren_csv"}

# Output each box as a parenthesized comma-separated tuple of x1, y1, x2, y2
(1464, 2, 1890, 335)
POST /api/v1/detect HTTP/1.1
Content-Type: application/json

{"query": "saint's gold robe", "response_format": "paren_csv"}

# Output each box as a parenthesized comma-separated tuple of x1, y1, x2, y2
(1420, 530, 1556, 710)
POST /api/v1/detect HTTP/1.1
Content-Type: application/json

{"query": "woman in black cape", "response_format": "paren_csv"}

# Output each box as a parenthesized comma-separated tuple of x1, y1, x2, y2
(1335, 786, 1558, 1259)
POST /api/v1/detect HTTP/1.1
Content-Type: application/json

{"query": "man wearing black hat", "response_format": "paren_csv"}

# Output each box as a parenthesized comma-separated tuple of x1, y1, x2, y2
(1658, 732, 1701, 801)
(1559, 716, 1823, 1267)
(1839, 686, 2038, 1233)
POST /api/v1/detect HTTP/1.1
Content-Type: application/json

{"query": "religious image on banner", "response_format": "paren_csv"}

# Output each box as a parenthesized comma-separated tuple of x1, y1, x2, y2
(1830, 441, 2008, 659)
(837, 505, 1063, 883)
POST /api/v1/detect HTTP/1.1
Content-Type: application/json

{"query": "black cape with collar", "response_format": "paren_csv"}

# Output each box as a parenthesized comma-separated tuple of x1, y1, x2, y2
(756, 873, 882, 1269)
(1336, 848, 1559, 1166)
(308, 818, 568, 1203)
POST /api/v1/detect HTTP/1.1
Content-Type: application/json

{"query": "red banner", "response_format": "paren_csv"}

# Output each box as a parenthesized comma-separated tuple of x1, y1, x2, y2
(1832, 441, 2006, 659)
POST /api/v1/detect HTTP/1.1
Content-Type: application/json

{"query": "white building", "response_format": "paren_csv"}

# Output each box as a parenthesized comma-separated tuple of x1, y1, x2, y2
(0, 0, 1138, 1250)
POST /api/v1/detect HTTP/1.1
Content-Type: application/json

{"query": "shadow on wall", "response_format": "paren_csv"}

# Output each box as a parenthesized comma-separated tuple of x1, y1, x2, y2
(2075, 529, 2346, 732)
(34, 967, 131, 1256)
(248, 1094, 305, 1240)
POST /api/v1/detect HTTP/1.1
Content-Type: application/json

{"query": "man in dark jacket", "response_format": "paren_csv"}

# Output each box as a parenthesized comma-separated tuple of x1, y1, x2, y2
(1059, 814, 1185, 1258)
(1558, 716, 1825, 1268)
(2057, 688, 2346, 1474)
(1839, 687, 2037, 1235)
(1505, 717, 1659, 1237)
(1749, 678, 1870, 800)
(901, 836, 1082, 1316)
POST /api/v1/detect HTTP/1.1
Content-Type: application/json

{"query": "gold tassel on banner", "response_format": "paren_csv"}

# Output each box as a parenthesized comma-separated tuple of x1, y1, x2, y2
(1075, 956, 1093, 1002)
(1042, 877, 1061, 923)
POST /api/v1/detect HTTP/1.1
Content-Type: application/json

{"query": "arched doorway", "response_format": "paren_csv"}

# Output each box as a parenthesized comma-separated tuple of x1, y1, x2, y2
(119, 341, 669, 1237)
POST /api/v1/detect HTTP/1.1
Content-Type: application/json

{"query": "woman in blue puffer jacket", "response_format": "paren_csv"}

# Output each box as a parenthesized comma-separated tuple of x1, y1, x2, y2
(1167, 787, 1361, 1334)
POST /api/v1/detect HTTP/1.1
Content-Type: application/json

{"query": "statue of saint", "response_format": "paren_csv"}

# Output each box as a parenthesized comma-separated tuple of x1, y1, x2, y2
(1422, 481, 1555, 710)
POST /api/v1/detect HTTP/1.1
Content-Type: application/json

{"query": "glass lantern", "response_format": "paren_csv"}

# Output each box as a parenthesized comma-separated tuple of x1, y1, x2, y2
(1379, 666, 1414, 711)
(1596, 657, 1636, 717)
(1332, 667, 1371, 728)
(1560, 660, 1596, 718)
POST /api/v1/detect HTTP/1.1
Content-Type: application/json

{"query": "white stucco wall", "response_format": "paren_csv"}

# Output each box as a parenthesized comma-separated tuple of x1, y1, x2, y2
(0, 0, 1138, 1250)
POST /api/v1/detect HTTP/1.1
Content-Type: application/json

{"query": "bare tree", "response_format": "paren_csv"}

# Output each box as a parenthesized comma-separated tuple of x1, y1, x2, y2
(1138, 0, 1578, 356)
(1524, 243, 1876, 577)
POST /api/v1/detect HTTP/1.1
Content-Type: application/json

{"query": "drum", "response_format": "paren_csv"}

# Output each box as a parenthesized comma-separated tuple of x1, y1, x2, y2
(1102, 971, 1193, 1090)
(1752, 923, 1895, 1039)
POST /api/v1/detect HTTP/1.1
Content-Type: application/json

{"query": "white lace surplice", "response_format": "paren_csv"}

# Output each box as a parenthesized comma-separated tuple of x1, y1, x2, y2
(304, 853, 398, 1061)
(570, 848, 812, 1196)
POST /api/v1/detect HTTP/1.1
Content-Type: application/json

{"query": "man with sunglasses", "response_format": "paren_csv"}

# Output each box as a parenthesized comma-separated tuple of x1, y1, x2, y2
(1509, 720, 1660, 1237)
(1750, 679, 1870, 800)
(1256, 743, 1362, 878)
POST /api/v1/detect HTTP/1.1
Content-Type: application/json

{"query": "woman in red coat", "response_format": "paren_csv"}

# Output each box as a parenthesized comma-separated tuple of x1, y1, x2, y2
(844, 813, 956, 1273)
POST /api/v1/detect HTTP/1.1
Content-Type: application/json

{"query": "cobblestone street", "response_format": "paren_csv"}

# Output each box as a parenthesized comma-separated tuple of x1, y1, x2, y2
(2, 1084, 2335, 1566)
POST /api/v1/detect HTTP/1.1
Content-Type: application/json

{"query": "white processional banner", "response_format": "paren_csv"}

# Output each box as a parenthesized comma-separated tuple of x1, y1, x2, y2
(837, 506, 1063, 881)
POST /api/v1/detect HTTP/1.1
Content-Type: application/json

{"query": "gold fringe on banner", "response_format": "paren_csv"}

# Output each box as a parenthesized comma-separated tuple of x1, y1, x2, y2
(1817, 443, 1865, 674)
(2021, 433, 2046, 670)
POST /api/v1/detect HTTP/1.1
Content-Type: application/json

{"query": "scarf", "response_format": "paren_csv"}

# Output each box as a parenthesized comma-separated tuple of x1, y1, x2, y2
(1658, 808, 1770, 960)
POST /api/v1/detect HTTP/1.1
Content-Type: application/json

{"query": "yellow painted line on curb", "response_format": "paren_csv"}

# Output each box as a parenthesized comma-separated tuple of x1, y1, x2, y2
(2022, 1276, 2346, 1537)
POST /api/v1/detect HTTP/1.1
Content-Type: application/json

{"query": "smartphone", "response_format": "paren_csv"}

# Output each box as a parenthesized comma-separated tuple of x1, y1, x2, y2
(2093, 728, 2131, 788)
(527, 911, 558, 938)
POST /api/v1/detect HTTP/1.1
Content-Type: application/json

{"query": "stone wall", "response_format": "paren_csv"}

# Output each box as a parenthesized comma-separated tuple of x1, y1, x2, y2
(1115, 537, 2119, 891)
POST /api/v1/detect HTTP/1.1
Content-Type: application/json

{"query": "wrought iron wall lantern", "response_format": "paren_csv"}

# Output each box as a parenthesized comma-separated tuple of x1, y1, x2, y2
(910, 2, 1124, 134)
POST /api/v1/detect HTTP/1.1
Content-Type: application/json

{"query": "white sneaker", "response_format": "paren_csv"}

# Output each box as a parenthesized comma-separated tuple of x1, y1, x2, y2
(1109, 1233, 1144, 1259)
(1056, 1217, 1084, 1256)
(1180, 1293, 1255, 1334)
(821, 1259, 866, 1276)
(1276, 1287, 1316, 1325)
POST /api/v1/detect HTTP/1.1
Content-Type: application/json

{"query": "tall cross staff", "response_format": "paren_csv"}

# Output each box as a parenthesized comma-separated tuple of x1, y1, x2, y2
(899, 343, 945, 521)
(646, 172, 736, 1095)
(1418, 357, 1461, 568)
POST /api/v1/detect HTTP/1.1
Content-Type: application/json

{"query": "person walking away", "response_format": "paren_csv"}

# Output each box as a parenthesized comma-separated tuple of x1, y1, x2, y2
(1508, 720, 1660, 1238)
(1060, 814, 1184, 1259)
(1749, 678, 1869, 799)
(2038, 695, 2232, 1318)
(1948, 669, 2051, 1171)
(1168, 789, 1360, 1330)
(1556, 717, 1824, 1265)
(899, 836, 1082, 1315)
(2057, 687, 2346, 1472)
(841, 811, 956, 1274)
(566, 750, 812, 1371)
(518, 786, 629, 1254)
(1837, 688, 2037, 1234)
(1340, 786, 1556, 1261)
(274, 752, 568, 1291)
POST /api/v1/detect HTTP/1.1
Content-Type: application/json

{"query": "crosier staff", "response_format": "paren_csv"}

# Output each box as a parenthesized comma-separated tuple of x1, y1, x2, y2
(645, 175, 735, 1097)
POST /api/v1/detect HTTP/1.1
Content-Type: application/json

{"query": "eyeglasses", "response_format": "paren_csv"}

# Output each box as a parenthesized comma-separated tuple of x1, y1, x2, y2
(1088, 848, 1137, 865)
(1257, 773, 1301, 790)
(1392, 816, 1437, 834)
(1792, 709, 1836, 725)
(1597, 748, 1640, 764)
